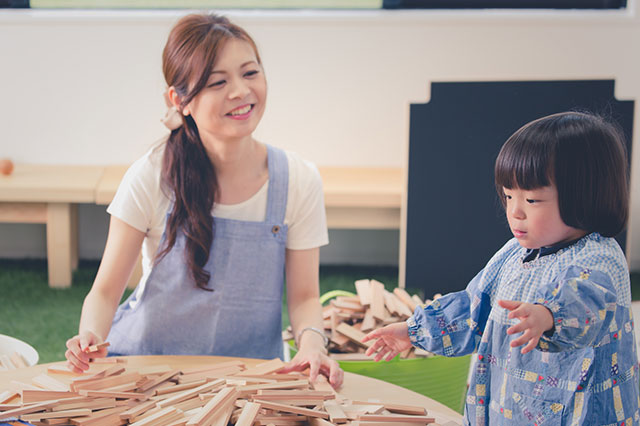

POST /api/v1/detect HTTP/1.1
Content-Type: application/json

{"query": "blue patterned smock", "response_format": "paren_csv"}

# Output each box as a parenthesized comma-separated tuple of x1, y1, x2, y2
(407, 233, 639, 425)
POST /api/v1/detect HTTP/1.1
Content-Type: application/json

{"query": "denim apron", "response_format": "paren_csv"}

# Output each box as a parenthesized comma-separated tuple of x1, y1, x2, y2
(107, 145, 287, 360)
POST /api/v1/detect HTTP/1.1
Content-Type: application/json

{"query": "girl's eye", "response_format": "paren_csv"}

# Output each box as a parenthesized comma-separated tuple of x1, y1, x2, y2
(244, 70, 259, 78)
(526, 199, 537, 204)
(208, 80, 226, 88)
(504, 194, 512, 200)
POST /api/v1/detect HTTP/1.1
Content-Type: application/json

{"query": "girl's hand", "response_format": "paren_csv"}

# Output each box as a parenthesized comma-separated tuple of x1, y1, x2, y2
(362, 322, 412, 362)
(498, 299, 554, 354)
(279, 347, 344, 389)
(65, 330, 107, 373)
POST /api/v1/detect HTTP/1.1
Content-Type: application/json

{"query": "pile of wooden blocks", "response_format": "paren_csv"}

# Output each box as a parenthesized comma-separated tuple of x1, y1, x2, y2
(284, 280, 440, 361)
(0, 356, 451, 425)
(0, 351, 29, 370)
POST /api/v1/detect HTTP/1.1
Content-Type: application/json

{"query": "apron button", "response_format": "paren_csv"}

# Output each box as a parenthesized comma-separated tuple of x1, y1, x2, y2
(272, 225, 280, 234)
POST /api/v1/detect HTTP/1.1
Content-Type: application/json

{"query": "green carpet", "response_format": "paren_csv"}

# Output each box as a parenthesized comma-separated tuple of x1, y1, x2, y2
(1, 258, 638, 365)
(0, 259, 402, 364)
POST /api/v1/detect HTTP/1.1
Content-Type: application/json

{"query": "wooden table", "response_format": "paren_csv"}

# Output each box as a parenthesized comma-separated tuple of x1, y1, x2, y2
(0, 355, 462, 425)
(96, 166, 404, 230)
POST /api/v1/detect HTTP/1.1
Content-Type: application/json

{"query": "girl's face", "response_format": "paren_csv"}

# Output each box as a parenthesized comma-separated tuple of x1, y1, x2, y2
(184, 38, 266, 144)
(503, 185, 586, 249)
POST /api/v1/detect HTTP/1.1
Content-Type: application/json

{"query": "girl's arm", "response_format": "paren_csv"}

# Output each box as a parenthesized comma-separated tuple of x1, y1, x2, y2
(531, 265, 618, 352)
(65, 216, 145, 372)
(278, 247, 343, 388)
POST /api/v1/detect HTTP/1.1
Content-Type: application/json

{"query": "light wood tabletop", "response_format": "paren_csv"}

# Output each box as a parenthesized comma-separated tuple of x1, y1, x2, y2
(0, 355, 462, 425)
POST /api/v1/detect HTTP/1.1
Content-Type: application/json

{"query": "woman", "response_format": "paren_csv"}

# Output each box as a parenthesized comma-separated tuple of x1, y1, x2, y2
(65, 13, 342, 387)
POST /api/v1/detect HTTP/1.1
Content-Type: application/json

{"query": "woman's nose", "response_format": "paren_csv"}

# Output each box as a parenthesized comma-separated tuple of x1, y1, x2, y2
(229, 78, 250, 99)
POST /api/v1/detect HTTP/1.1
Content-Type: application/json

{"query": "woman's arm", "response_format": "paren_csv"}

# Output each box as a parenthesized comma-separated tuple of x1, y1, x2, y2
(65, 216, 145, 372)
(279, 247, 343, 388)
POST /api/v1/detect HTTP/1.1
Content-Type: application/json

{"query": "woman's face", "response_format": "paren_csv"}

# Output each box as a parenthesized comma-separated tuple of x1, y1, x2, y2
(184, 38, 266, 144)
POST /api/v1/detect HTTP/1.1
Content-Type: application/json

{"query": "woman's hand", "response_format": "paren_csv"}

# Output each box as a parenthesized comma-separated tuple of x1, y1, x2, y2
(362, 322, 413, 362)
(65, 330, 107, 373)
(279, 344, 343, 389)
(498, 299, 554, 354)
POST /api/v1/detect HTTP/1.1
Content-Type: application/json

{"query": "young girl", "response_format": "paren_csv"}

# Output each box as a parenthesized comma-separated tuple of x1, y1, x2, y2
(64, 13, 342, 387)
(363, 111, 638, 424)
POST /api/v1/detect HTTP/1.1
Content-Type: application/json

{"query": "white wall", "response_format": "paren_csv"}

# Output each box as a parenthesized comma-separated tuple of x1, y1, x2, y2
(0, 7, 639, 270)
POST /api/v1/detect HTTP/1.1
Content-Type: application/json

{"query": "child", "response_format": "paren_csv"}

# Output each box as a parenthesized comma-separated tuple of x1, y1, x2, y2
(363, 111, 639, 424)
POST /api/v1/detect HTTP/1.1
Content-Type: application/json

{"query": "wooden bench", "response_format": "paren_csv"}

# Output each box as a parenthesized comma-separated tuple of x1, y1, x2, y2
(1, 164, 403, 288)
(0, 165, 104, 288)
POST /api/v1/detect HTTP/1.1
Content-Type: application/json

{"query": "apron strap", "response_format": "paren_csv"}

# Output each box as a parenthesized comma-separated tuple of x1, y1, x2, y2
(265, 144, 289, 224)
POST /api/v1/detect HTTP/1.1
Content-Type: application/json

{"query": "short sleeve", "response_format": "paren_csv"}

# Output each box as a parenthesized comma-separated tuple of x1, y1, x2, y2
(284, 152, 329, 250)
(106, 147, 168, 235)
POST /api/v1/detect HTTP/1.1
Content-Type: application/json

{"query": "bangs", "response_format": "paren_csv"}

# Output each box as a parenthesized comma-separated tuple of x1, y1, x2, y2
(495, 120, 555, 193)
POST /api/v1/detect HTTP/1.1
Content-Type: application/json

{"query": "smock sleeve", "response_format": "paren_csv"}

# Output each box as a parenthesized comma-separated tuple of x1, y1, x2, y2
(536, 265, 617, 352)
(407, 268, 494, 357)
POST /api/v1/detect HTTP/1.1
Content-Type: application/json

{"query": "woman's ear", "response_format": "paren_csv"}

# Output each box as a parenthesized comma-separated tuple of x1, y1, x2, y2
(166, 86, 191, 116)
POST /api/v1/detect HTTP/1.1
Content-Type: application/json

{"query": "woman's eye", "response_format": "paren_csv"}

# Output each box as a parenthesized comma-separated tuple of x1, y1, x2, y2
(208, 80, 225, 88)
(244, 70, 259, 77)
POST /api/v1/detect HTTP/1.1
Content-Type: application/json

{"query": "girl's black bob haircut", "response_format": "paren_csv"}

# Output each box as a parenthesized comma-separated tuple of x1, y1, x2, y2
(495, 111, 629, 238)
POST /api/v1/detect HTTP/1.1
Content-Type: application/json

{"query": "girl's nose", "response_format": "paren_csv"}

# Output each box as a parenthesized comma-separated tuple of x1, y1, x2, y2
(510, 201, 526, 220)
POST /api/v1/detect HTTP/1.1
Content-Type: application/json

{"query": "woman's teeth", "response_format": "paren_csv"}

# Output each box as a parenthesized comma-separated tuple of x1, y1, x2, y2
(229, 105, 251, 116)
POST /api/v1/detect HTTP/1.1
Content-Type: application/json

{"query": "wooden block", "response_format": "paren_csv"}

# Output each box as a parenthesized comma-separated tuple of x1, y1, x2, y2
(72, 372, 141, 391)
(393, 287, 418, 312)
(0, 390, 19, 404)
(369, 280, 386, 321)
(253, 399, 329, 419)
(0, 400, 56, 419)
(53, 397, 116, 412)
(331, 299, 366, 313)
(84, 342, 110, 353)
(335, 323, 373, 349)
(154, 379, 207, 396)
(119, 400, 157, 420)
(137, 370, 181, 392)
(89, 358, 119, 364)
(156, 379, 225, 408)
(185, 387, 237, 426)
(323, 400, 348, 423)
(236, 358, 285, 377)
(360, 309, 377, 332)
(387, 291, 414, 318)
(22, 408, 91, 421)
(355, 279, 372, 306)
(234, 401, 261, 426)
(129, 406, 181, 426)
(22, 390, 81, 403)
(78, 390, 148, 400)
(209, 403, 235, 426)
(236, 380, 309, 394)
(32, 374, 69, 391)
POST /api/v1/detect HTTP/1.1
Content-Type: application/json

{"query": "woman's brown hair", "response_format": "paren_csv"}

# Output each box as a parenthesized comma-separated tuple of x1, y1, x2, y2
(157, 14, 261, 289)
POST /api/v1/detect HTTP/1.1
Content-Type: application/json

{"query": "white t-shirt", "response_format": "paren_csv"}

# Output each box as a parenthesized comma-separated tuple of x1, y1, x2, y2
(107, 142, 329, 287)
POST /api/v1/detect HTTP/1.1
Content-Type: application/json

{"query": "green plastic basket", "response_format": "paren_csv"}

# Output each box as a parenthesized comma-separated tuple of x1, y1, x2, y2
(338, 355, 471, 414)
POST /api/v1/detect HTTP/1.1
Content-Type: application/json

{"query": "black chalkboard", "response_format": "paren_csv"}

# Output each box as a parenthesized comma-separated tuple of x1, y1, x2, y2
(405, 80, 634, 296)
